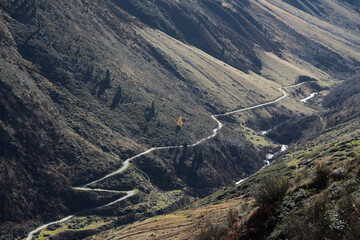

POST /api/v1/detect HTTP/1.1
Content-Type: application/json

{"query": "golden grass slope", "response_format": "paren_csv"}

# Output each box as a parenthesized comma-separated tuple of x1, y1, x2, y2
(91, 197, 246, 240)
(254, 0, 360, 61)
(137, 27, 281, 111)
(137, 26, 326, 112)
(258, 50, 332, 86)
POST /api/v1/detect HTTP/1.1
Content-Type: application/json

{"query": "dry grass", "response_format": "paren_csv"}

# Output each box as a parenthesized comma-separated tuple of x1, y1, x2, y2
(137, 27, 282, 111)
(254, 0, 360, 61)
(92, 197, 247, 240)
(258, 50, 332, 86)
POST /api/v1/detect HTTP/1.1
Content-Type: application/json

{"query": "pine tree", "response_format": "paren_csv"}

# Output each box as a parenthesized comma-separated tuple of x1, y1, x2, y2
(98, 69, 111, 96)
(110, 84, 124, 109)
(179, 142, 188, 170)
(104, 70, 111, 87)
(192, 145, 204, 172)
(84, 63, 94, 82)
(145, 101, 156, 121)
(150, 101, 155, 117)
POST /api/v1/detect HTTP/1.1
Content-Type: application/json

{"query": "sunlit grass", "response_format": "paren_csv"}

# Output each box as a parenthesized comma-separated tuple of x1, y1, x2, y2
(36, 217, 108, 239)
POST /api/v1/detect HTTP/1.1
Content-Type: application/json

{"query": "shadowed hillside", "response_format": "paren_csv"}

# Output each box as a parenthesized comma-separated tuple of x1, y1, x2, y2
(93, 74, 360, 240)
(0, 0, 359, 239)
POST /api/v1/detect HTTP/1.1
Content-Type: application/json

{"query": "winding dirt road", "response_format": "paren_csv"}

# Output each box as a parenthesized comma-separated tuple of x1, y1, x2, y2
(26, 81, 311, 240)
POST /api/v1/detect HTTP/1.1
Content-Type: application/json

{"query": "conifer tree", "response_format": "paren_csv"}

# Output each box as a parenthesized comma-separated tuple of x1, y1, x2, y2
(150, 101, 155, 117)
(179, 142, 188, 170)
(84, 63, 94, 82)
(192, 145, 204, 172)
(110, 84, 124, 109)
(98, 69, 111, 96)
(145, 101, 156, 121)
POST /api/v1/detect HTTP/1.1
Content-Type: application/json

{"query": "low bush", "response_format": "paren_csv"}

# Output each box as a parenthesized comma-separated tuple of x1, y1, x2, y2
(252, 176, 290, 206)
(196, 208, 239, 240)
(226, 208, 239, 228)
(297, 75, 317, 83)
(331, 167, 348, 180)
(284, 192, 360, 240)
(196, 221, 227, 240)
(312, 163, 331, 189)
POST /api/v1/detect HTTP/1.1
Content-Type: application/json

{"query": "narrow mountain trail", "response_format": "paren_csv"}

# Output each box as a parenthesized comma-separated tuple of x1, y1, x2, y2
(26, 81, 311, 240)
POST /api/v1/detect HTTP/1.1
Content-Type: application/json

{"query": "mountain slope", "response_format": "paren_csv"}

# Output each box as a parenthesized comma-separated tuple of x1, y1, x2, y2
(92, 73, 360, 240)
(0, 0, 359, 239)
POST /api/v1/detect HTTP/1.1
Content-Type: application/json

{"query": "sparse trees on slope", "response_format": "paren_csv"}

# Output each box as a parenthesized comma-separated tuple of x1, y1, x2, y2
(98, 69, 111, 96)
(110, 84, 125, 109)
(178, 142, 188, 171)
(145, 101, 157, 121)
(84, 63, 94, 83)
(191, 145, 204, 172)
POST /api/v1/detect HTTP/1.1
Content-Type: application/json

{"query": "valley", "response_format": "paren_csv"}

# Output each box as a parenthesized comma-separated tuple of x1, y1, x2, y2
(0, 0, 359, 239)
(25, 80, 315, 240)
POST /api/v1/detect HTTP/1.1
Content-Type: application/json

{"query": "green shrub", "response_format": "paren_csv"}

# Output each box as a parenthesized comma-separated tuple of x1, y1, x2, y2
(196, 221, 227, 240)
(312, 163, 331, 189)
(331, 167, 348, 180)
(196, 209, 239, 240)
(290, 192, 360, 240)
(252, 176, 290, 206)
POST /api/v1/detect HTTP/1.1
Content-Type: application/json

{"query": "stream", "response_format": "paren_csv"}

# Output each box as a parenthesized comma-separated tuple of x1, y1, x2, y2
(236, 89, 314, 185)
(300, 92, 318, 103)
(26, 81, 314, 240)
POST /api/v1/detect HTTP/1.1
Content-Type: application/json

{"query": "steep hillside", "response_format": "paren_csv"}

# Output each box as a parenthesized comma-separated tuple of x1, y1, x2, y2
(108, 0, 280, 74)
(93, 72, 360, 240)
(0, 0, 359, 239)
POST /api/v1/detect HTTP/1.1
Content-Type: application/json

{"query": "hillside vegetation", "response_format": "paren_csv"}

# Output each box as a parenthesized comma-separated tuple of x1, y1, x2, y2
(0, 0, 359, 239)
(93, 69, 360, 240)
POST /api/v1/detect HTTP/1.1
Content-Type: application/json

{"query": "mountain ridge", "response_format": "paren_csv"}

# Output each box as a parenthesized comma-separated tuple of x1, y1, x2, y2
(0, 0, 359, 239)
